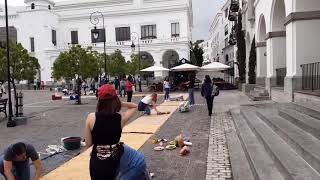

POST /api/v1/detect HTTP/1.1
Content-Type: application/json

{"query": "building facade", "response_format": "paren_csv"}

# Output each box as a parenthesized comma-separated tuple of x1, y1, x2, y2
(0, 0, 193, 83)
(232, 0, 320, 102)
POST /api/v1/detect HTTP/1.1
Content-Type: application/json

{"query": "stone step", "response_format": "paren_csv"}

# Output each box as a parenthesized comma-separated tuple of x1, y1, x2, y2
(231, 109, 284, 180)
(248, 92, 270, 101)
(240, 107, 320, 179)
(257, 110, 320, 174)
(227, 110, 255, 180)
(292, 102, 320, 120)
(278, 107, 320, 140)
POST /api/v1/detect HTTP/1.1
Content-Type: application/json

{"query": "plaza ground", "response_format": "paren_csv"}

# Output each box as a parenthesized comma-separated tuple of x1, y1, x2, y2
(0, 89, 254, 179)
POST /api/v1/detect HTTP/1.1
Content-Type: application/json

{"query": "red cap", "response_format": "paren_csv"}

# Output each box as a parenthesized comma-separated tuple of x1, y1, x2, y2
(98, 84, 117, 100)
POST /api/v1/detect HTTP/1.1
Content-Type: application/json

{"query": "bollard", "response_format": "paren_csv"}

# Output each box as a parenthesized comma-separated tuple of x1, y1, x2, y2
(17, 91, 23, 116)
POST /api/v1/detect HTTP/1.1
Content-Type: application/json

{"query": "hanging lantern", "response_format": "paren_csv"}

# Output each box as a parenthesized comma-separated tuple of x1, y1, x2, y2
(228, 11, 237, 21)
(230, 0, 239, 12)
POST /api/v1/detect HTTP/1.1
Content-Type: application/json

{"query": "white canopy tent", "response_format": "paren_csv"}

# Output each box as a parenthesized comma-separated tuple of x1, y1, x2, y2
(200, 62, 231, 71)
(140, 65, 170, 72)
(170, 63, 200, 71)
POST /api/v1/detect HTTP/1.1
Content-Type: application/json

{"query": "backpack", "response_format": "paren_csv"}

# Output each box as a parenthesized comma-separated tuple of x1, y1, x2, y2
(212, 84, 219, 96)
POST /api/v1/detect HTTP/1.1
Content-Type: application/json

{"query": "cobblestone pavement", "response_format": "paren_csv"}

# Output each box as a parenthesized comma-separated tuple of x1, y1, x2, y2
(139, 92, 210, 180)
(206, 112, 235, 180)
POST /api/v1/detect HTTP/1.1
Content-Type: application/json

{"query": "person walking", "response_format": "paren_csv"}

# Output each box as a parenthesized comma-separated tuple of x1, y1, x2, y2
(0, 142, 42, 180)
(119, 77, 126, 97)
(184, 74, 195, 106)
(114, 77, 120, 91)
(201, 75, 214, 116)
(138, 76, 142, 92)
(126, 76, 134, 102)
(163, 77, 170, 100)
(82, 80, 88, 96)
(84, 84, 151, 180)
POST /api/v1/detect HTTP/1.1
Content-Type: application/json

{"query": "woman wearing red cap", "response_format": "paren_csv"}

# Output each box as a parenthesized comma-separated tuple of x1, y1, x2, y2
(84, 84, 151, 180)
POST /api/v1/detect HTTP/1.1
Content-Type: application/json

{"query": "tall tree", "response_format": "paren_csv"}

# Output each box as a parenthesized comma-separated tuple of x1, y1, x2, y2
(108, 49, 127, 76)
(52, 45, 100, 80)
(248, 36, 256, 84)
(127, 54, 154, 75)
(0, 42, 40, 82)
(190, 41, 204, 66)
(235, 12, 246, 83)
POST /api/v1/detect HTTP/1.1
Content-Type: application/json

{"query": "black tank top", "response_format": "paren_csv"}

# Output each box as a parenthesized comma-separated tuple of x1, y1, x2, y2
(89, 112, 123, 180)
(92, 112, 122, 145)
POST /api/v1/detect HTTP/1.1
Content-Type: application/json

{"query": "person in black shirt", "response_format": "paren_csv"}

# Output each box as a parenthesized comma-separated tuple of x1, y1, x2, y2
(201, 75, 214, 116)
(85, 84, 151, 180)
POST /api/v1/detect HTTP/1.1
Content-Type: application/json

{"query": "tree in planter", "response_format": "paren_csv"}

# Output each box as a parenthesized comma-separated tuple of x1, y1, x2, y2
(235, 12, 246, 84)
(248, 36, 256, 84)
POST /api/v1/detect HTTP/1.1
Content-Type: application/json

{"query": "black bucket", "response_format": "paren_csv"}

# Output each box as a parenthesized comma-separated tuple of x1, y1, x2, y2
(63, 137, 81, 150)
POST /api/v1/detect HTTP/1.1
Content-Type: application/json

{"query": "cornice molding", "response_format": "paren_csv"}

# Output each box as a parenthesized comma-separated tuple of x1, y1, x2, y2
(54, 0, 132, 10)
(285, 11, 320, 26)
(265, 31, 286, 40)
(25, 0, 55, 5)
(58, 6, 188, 21)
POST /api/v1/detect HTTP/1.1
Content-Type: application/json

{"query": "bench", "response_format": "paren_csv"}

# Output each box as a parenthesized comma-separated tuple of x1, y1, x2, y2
(0, 98, 8, 118)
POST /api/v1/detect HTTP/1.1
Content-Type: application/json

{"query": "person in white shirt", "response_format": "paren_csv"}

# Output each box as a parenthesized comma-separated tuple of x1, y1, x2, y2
(163, 77, 170, 100)
(138, 93, 161, 115)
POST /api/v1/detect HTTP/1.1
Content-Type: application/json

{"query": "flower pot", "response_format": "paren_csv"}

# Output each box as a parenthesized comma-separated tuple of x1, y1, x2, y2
(63, 137, 81, 150)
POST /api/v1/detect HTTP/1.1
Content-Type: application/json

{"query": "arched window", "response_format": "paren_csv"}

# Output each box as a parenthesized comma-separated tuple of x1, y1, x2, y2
(31, 3, 35, 10)
(48, 5, 51, 10)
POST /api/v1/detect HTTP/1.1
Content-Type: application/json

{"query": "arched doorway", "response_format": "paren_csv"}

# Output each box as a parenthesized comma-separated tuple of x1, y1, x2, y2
(257, 14, 267, 86)
(162, 50, 179, 69)
(270, 0, 286, 87)
(139, 51, 155, 81)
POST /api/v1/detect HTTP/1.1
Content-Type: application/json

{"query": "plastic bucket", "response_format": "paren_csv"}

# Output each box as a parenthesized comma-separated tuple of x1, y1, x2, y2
(62, 137, 81, 150)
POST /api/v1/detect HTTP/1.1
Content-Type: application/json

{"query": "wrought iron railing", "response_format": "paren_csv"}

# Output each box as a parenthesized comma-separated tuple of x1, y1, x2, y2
(276, 68, 286, 87)
(301, 62, 320, 91)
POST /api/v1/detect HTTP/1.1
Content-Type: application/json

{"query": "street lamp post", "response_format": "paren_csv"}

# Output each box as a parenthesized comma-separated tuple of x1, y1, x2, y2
(4, 0, 16, 127)
(90, 11, 107, 78)
(130, 32, 142, 92)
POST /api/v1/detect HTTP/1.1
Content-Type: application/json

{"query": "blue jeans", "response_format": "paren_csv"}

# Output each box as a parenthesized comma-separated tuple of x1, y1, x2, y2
(164, 88, 170, 100)
(138, 102, 151, 115)
(0, 154, 30, 180)
(188, 88, 195, 105)
(118, 145, 151, 180)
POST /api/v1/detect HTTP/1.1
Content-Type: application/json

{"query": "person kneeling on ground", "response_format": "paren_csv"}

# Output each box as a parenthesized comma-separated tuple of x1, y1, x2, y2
(0, 142, 42, 180)
(85, 84, 151, 180)
(138, 93, 163, 115)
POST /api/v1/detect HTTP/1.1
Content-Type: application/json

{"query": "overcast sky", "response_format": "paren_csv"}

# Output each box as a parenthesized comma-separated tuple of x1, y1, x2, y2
(2, 0, 225, 41)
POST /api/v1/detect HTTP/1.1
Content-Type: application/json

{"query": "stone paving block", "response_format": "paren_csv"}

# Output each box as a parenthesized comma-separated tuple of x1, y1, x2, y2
(206, 113, 234, 180)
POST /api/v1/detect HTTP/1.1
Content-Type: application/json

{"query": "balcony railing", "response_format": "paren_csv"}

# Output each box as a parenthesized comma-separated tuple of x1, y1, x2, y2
(54, 37, 189, 50)
(301, 62, 320, 91)
(276, 67, 286, 87)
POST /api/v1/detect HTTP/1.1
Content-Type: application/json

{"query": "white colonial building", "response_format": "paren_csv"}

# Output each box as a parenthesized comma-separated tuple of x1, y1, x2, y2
(230, 0, 320, 102)
(0, 0, 193, 84)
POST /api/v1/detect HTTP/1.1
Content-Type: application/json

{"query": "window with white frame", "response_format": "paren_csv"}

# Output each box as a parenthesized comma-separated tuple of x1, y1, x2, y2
(171, 23, 180, 37)
(141, 25, 157, 39)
